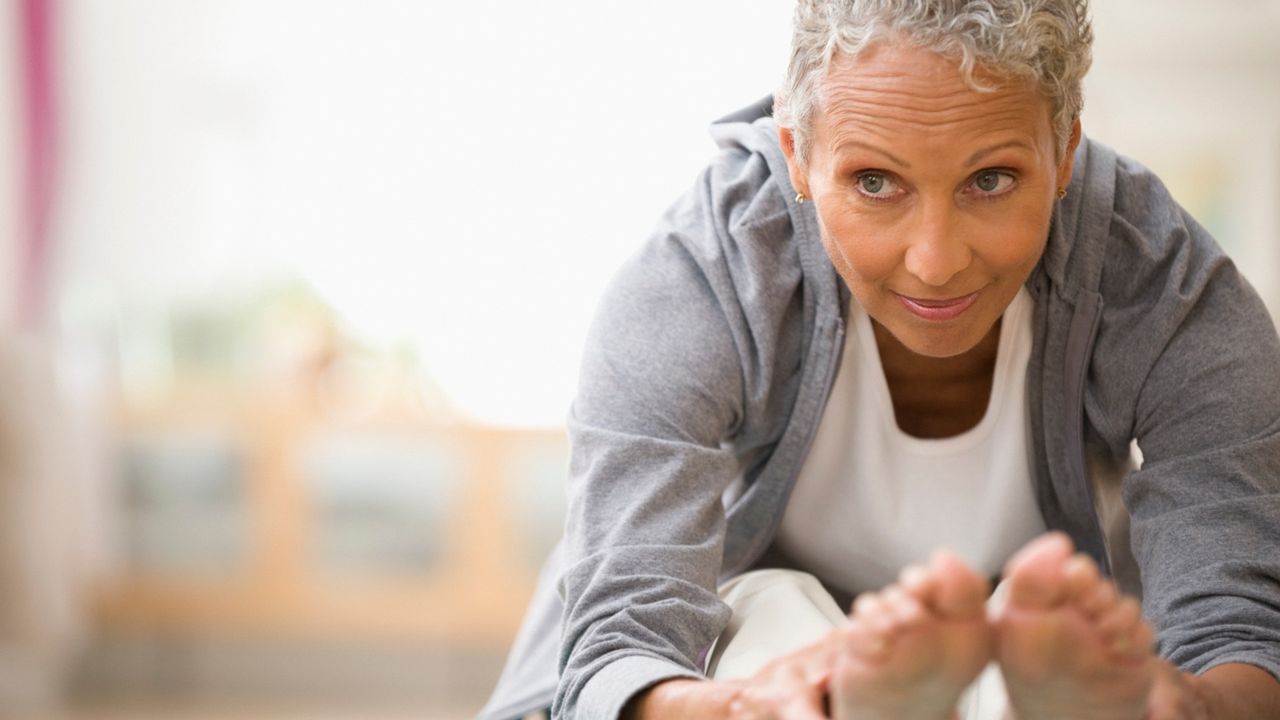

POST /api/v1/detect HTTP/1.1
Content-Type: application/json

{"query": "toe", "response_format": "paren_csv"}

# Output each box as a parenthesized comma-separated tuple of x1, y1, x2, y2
(853, 592, 897, 636)
(844, 616, 893, 661)
(898, 563, 932, 599)
(852, 591, 882, 618)
(1108, 617, 1156, 661)
(1063, 553, 1100, 604)
(1005, 532, 1074, 610)
(1098, 596, 1143, 643)
(1081, 580, 1119, 619)
(882, 585, 926, 626)
(929, 549, 989, 619)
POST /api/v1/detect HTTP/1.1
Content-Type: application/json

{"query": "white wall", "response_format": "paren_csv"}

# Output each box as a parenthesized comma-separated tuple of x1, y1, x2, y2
(51, 1, 1280, 427)
(54, 0, 795, 426)
(1085, 0, 1280, 313)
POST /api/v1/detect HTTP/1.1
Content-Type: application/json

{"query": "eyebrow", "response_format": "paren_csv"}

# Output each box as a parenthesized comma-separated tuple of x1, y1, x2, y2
(834, 139, 1036, 169)
(835, 140, 911, 168)
(966, 140, 1036, 166)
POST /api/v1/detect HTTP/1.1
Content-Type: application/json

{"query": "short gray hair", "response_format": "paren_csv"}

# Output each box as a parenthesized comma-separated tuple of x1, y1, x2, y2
(775, 0, 1093, 166)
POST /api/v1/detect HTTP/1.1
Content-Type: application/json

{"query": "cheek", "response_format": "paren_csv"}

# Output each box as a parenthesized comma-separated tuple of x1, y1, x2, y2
(968, 204, 1052, 272)
(818, 208, 901, 283)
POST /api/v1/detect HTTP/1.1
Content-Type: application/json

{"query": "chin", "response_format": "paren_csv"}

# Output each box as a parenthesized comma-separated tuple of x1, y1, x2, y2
(894, 322, 989, 359)
(902, 337, 973, 359)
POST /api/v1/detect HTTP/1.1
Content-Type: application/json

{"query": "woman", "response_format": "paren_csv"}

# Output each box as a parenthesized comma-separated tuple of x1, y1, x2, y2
(481, 2, 1280, 718)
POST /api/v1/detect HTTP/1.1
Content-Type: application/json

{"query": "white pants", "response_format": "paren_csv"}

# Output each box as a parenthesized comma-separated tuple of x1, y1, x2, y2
(705, 569, 1010, 720)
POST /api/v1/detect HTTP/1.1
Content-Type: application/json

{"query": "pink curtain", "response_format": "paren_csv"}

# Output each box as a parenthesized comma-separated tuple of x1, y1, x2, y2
(17, 0, 57, 331)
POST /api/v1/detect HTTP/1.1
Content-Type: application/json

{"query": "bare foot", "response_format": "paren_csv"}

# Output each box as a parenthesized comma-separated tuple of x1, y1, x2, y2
(829, 549, 994, 720)
(994, 533, 1157, 720)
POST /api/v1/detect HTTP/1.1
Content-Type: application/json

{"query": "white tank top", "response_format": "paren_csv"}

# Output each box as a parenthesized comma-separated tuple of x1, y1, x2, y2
(775, 288, 1045, 596)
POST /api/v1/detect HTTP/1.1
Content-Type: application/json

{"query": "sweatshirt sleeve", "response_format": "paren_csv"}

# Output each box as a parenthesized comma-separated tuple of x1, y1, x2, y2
(551, 173, 753, 719)
(1118, 211, 1280, 682)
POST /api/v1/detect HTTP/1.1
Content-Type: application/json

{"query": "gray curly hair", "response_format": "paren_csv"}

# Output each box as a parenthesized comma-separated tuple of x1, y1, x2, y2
(775, 0, 1093, 167)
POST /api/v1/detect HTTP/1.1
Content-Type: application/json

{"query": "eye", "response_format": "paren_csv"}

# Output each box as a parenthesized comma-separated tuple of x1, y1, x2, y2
(855, 171, 903, 200)
(971, 169, 1016, 196)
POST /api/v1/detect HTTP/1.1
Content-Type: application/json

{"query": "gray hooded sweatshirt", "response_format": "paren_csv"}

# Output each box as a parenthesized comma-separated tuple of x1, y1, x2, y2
(479, 98, 1280, 720)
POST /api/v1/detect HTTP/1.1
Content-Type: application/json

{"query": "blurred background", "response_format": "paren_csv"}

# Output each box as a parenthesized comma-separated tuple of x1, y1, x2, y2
(0, 1, 1277, 718)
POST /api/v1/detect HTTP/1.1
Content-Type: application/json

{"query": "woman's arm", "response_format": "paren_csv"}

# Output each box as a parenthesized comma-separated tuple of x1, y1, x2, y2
(555, 154, 785, 717)
(1102, 198, 1280, 708)
(623, 679, 738, 720)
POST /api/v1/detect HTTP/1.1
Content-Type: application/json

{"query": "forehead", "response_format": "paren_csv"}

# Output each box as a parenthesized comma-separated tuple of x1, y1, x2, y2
(817, 41, 1052, 151)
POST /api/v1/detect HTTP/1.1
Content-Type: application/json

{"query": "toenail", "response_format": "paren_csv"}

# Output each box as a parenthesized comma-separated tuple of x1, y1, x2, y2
(854, 594, 880, 616)
(1065, 554, 1097, 576)
(1045, 531, 1073, 546)
(900, 565, 928, 588)
(869, 614, 894, 633)
(929, 547, 958, 565)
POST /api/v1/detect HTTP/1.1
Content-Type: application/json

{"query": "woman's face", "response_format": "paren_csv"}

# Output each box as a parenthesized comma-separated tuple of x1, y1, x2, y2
(782, 42, 1080, 359)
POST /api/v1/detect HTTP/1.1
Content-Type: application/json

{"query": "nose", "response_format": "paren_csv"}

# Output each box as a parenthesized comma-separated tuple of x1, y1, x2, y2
(902, 200, 972, 287)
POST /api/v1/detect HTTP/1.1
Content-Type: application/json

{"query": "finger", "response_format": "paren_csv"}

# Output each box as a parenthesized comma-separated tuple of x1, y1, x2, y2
(780, 691, 832, 720)
(807, 664, 832, 693)
(1147, 663, 1211, 720)
(727, 694, 763, 720)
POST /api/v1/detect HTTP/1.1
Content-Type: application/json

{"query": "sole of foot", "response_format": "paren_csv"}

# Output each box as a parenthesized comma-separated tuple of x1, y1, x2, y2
(993, 532, 1156, 720)
(829, 549, 994, 720)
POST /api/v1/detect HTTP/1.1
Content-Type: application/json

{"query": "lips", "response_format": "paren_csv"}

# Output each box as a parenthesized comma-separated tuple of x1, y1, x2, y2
(894, 290, 980, 321)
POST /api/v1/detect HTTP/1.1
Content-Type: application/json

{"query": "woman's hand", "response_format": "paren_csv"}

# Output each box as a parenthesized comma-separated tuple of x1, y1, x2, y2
(627, 548, 994, 720)
(726, 638, 833, 720)
(1153, 662, 1280, 720)
(1145, 661, 1211, 720)
(623, 637, 833, 720)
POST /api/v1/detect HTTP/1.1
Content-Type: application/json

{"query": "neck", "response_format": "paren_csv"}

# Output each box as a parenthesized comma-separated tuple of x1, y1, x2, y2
(871, 318, 1002, 439)
(871, 319, 1001, 385)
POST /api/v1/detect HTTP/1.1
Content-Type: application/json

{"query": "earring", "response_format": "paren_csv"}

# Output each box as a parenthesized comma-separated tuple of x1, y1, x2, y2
(795, 192, 807, 204)
(1056, 187, 1067, 200)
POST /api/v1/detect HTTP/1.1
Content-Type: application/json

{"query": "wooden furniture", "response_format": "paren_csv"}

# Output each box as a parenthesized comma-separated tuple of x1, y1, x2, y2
(93, 357, 566, 652)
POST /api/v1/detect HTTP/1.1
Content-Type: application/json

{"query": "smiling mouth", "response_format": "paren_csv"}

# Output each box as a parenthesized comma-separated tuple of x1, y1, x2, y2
(893, 290, 981, 321)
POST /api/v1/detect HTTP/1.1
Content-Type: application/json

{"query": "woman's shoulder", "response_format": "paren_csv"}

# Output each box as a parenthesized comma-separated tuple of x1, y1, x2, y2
(689, 115, 802, 266)
(573, 115, 821, 444)
(1058, 137, 1237, 312)
(1073, 138, 1278, 438)
(599, 114, 815, 344)
(1108, 149, 1224, 270)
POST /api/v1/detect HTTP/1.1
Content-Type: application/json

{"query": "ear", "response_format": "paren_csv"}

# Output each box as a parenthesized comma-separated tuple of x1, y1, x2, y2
(779, 126, 811, 199)
(1056, 117, 1083, 192)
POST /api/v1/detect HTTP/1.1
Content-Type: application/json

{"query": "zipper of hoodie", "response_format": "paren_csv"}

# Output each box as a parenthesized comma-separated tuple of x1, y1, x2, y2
(1064, 290, 1112, 575)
